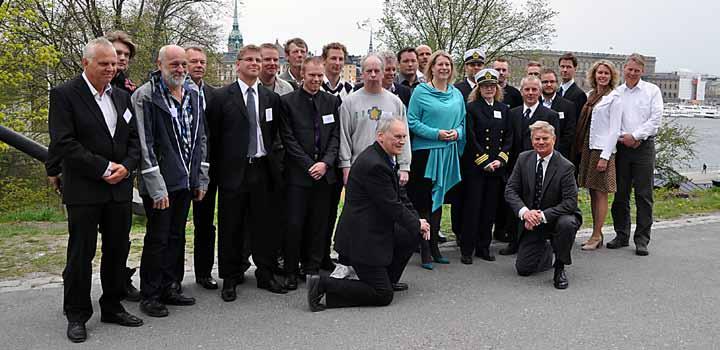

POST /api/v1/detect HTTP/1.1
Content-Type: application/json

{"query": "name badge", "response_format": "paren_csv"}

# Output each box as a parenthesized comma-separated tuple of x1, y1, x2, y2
(123, 108, 133, 123)
(322, 114, 335, 124)
(559, 112, 565, 120)
(493, 111, 502, 119)
(265, 108, 273, 121)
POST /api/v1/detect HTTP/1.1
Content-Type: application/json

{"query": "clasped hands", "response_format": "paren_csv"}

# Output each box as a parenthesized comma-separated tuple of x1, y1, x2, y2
(522, 209, 544, 231)
(618, 133, 641, 149)
(483, 160, 502, 172)
(438, 129, 458, 142)
(419, 219, 430, 240)
(308, 162, 328, 180)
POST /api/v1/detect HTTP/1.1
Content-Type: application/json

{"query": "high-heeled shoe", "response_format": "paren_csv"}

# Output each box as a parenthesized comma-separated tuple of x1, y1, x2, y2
(421, 262, 434, 270)
(433, 256, 450, 264)
(581, 235, 604, 251)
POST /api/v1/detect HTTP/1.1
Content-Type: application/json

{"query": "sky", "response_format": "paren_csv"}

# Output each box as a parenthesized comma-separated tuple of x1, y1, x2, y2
(218, 0, 720, 75)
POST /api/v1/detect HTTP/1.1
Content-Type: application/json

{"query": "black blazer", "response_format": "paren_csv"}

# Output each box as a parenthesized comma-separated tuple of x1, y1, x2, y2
(334, 142, 420, 267)
(509, 104, 560, 161)
(562, 82, 587, 119)
(502, 84, 523, 109)
(504, 150, 582, 234)
(464, 99, 513, 178)
(279, 89, 341, 186)
(47, 75, 140, 205)
(454, 79, 473, 102)
(548, 96, 577, 160)
(206, 81, 283, 192)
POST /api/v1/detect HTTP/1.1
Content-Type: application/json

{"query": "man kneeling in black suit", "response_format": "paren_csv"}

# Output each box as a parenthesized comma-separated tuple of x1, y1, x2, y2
(307, 117, 430, 311)
(504, 121, 582, 289)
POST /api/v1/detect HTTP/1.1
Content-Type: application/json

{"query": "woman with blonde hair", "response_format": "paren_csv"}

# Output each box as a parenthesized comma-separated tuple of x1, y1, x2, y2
(407, 50, 466, 269)
(574, 60, 622, 250)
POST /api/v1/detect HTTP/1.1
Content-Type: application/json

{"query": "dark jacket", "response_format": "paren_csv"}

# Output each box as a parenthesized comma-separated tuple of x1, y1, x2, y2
(463, 99, 513, 178)
(562, 82, 587, 119)
(509, 104, 560, 164)
(47, 75, 140, 205)
(454, 79, 473, 102)
(132, 71, 209, 200)
(334, 142, 421, 267)
(547, 95, 577, 160)
(279, 88, 341, 186)
(502, 84, 523, 109)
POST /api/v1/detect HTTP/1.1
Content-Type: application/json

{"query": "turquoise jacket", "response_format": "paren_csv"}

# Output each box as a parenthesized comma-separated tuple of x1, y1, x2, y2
(407, 83, 466, 211)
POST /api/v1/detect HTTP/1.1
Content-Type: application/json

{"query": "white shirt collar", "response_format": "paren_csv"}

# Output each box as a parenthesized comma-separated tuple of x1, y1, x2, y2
(82, 72, 112, 98)
(237, 78, 259, 95)
(543, 93, 556, 105)
(560, 79, 574, 93)
(524, 102, 539, 115)
(323, 76, 345, 90)
(536, 151, 553, 163)
(622, 79, 645, 92)
(466, 77, 476, 89)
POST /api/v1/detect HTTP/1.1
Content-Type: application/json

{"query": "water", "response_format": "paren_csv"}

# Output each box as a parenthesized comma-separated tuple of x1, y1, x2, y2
(673, 118, 720, 172)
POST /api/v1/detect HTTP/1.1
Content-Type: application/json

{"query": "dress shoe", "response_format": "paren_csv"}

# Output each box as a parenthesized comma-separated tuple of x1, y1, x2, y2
(636, 245, 649, 256)
(140, 299, 169, 317)
(285, 274, 298, 291)
(420, 262, 433, 270)
(196, 276, 219, 290)
(499, 243, 518, 256)
(606, 238, 629, 249)
(124, 267, 141, 302)
(306, 275, 325, 312)
(553, 268, 569, 289)
(392, 282, 409, 291)
(221, 279, 237, 302)
(66, 322, 87, 343)
(258, 278, 288, 294)
(169, 281, 183, 294)
(461, 255, 473, 264)
(101, 311, 144, 327)
(476, 248, 496, 261)
(161, 290, 196, 306)
(432, 256, 450, 264)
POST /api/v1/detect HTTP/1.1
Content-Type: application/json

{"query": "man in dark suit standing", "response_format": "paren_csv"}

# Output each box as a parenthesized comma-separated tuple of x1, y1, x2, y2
(500, 76, 560, 256)
(47, 38, 143, 343)
(279, 57, 341, 290)
(540, 68, 576, 160)
(558, 52, 587, 120)
(206, 44, 287, 301)
(307, 117, 430, 311)
(505, 121, 581, 289)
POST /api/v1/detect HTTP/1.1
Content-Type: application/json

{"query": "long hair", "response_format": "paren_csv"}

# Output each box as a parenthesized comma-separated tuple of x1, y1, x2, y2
(586, 60, 619, 92)
(468, 82, 504, 103)
(424, 50, 454, 82)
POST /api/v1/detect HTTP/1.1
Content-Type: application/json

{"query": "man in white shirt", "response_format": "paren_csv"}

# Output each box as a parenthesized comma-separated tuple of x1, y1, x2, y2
(608, 53, 663, 256)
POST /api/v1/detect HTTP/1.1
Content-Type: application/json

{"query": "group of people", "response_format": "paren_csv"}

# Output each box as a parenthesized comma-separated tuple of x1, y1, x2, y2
(46, 31, 662, 343)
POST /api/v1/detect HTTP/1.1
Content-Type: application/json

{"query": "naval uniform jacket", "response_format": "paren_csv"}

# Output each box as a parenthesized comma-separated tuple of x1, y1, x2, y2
(463, 99, 513, 178)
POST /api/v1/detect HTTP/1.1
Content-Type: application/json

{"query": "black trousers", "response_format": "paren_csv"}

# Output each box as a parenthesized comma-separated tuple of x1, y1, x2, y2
(493, 180, 511, 242)
(64, 201, 131, 323)
(515, 214, 579, 275)
(284, 181, 333, 274)
(323, 227, 417, 308)
(407, 149, 442, 261)
(192, 181, 217, 278)
(140, 190, 191, 300)
(217, 159, 278, 283)
(322, 169, 343, 267)
(460, 174, 501, 257)
(611, 140, 655, 247)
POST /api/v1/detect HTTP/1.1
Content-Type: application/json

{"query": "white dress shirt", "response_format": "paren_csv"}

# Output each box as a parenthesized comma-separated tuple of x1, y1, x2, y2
(542, 94, 556, 109)
(560, 79, 575, 97)
(617, 79, 663, 141)
(518, 151, 553, 223)
(466, 78, 476, 89)
(236, 79, 267, 157)
(524, 102, 540, 118)
(82, 72, 116, 176)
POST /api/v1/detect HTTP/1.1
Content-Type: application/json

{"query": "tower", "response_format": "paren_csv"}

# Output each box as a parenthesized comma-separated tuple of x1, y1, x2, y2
(227, 0, 244, 54)
(367, 28, 374, 54)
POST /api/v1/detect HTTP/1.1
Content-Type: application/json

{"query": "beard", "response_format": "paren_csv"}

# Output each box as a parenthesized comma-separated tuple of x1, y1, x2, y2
(162, 69, 186, 89)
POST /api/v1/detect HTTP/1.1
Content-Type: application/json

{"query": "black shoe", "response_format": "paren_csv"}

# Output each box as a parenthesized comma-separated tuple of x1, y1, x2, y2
(161, 290, 196, 306)
(140, 299, 169, 317)
(606, 238, 629, 249)
(66, 322, 87, 343)
(221, 278, 237, 302)
(285, 274, 298, 291)
(392, 282, 409, 291)
(258, 278, 288, 294)
(476, 248, 496, 261)
(101, 311, 143, 327)
(196, 276, 219, 290)
(169, 281, 183, 294)
(460, 255, 473, 265)
(635, 245, 649, 256)
(499, 243, 517, 256)
(124, 267, 141, 302)
(306, 275, 325, 312)
(553, 268, 569, 290)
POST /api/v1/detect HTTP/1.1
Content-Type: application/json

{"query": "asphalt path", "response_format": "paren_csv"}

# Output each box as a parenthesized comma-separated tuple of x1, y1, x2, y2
(1, 222, 719, 349)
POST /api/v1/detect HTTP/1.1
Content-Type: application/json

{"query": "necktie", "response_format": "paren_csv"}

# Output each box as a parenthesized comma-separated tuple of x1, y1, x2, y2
(533, 158, 544, 209)
(558, 86, 564, 96)
(524, 108, 531, 120)
(246, 87, 258, 157)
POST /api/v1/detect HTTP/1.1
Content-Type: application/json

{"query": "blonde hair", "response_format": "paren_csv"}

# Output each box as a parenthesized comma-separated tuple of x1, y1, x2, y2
(424, 50, 454, 82)
(468, 82, 504, 103)
(586, 60, 619, 91)
(529, 120, 555, 137)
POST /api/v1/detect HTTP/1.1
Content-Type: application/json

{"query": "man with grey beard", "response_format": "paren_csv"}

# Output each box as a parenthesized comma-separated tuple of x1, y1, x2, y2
(132, 45, 209, 318)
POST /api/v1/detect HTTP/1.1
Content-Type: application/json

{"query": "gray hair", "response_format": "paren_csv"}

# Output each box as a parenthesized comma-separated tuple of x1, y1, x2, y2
(158, 44, 184, 63)
(376, 115, 405, 134)
(361, 54, 385, 72)
(378, 51, 397, 65)
(529, 120, 555, 137)
(82, 37, 115, 61)
(184, 45, 206, 55)
(520, 75, 541, 89)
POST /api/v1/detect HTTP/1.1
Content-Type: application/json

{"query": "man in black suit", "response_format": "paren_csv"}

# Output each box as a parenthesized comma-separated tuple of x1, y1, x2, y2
(500, 76, 560, 256)
(206, 44, 287, 301)
(279, 57, 341, 290)
(558, 52, 588, 120)
(454, 48, 485, 101)
(540, 68, 576, 160)
(505, 121, 581, 289)
(47, 38, 143, 343)
(307, 117, 430, 311)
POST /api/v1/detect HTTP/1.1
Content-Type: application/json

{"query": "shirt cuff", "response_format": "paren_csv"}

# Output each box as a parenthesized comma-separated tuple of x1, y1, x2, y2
(540, 211, 547, 224)
(103, 162, 112, 177)
(518, 207, 529, 220)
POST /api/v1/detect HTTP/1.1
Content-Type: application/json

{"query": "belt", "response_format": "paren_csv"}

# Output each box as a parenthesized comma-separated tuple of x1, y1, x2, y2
(247, 156, 265, 164)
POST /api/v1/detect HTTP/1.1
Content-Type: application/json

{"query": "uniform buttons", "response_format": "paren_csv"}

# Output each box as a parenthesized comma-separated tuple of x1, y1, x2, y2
(485, 129, 490, 132)
(476, 154, 479, 157)
(486, 137, 490, 141)
(500, 130, 504, 133)
(486, 146, 490, 150)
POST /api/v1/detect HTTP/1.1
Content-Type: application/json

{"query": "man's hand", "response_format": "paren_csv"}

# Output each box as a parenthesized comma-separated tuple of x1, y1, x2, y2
(193, 189, 206, 202)
(419, 219, 430, 240)
(399, 170, 409, 186)
(153, 196, 170, 210)
(48, 176, 62, 194)
(522, 209, 543, 229)
(308, 162, 328, 180)
(596, 158, 608, 172)
(103, 162, 128, 184)
(619, 133, 641, 148)
(342, 167, 350, 185)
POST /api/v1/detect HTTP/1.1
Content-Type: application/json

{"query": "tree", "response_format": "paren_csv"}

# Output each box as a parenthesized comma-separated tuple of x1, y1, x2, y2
(655, 118, 696, 171)
(378, 0, 557, 66)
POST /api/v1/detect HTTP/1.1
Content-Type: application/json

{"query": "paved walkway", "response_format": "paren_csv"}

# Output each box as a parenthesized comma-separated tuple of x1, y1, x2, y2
(1, 216, 719, 349)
